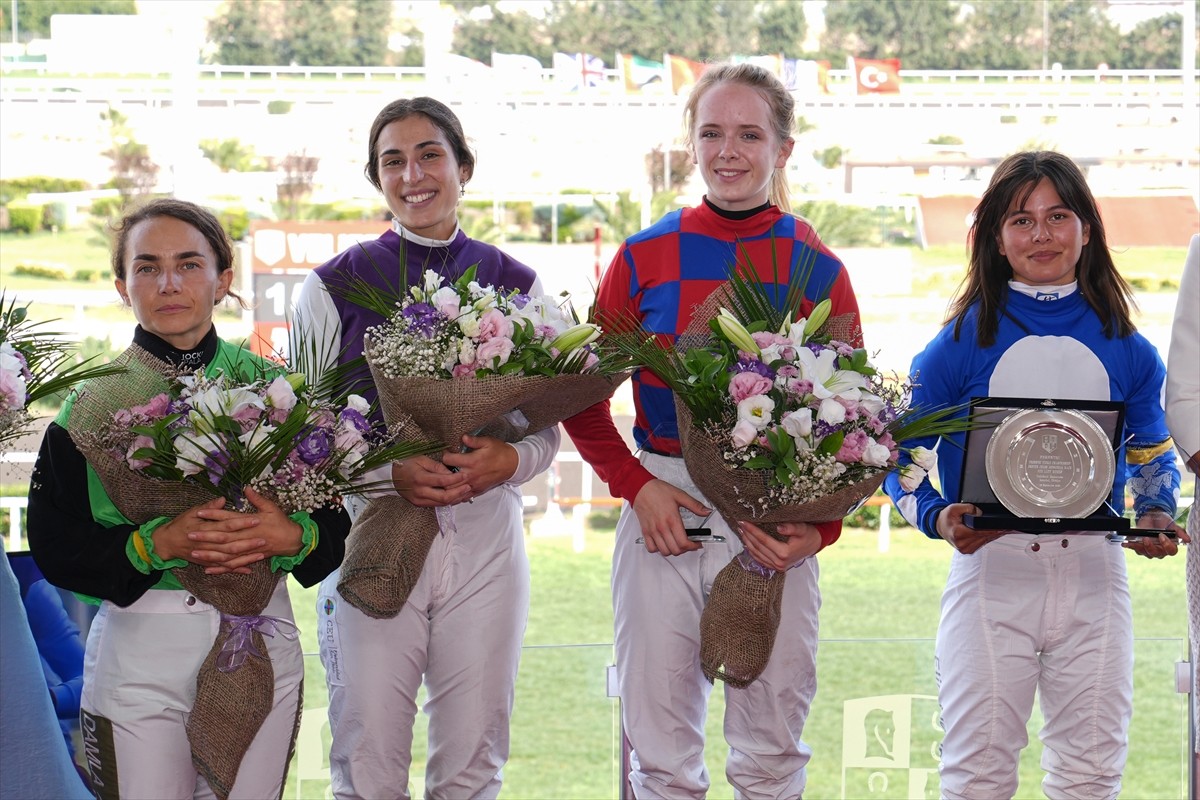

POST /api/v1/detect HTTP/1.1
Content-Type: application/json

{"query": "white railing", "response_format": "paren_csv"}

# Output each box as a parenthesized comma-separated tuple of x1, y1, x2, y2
(1, 66, 1196, 112)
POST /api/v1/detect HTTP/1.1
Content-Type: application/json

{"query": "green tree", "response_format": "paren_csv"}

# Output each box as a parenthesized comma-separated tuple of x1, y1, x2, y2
(821, 0, 966, 68)
(1118, 12, 1187, 70)
(1045, 0, 1120, 69)
(757, 0, 808, 55)
(280, 0, 355, 66)
(199, 139, 266, 172)
(100, 106, 159, 201)
(207, 0, 282, 65)
(11, 0, 134, 40)
(963, 1, 1040, 69)
(453, 6, 550, 63)
(350, 0, 391, 66)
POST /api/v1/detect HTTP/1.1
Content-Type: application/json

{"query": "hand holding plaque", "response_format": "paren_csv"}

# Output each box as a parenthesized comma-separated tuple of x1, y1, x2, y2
(958, 398, 1172, 538)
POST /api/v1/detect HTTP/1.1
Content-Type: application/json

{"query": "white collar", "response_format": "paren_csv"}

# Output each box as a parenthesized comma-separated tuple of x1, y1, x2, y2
(1009, 279, 1078, 301)
(391, 218, 459, 247)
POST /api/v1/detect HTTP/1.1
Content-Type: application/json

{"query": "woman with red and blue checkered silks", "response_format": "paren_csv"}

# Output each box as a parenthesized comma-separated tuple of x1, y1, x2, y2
(563, 63, 862, 800)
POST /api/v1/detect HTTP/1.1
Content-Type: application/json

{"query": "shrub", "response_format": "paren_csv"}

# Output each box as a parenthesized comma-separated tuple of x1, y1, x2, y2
(218, 206, 250, 241)
(814, 146, 844, 169)
(844, 498, 910, 530)
(13, 262, 68, 280)
(90, 196, 124, 222)
(267, 100, 292, 115)
(73, 268, 103, 282)
(0, 176, 88, 204)
(7, 202, 44, 234)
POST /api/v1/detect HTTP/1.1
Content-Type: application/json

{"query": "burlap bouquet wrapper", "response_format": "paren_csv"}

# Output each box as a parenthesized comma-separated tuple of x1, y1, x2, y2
(674, 290, 879, 687)
(337, 338, 629, 619)
(66, 344, 298, 800)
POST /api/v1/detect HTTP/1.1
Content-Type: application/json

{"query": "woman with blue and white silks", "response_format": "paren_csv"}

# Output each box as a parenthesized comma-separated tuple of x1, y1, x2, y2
(884, 151, 1186, 800)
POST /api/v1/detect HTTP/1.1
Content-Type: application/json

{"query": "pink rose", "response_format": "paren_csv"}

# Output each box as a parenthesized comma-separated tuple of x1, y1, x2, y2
(476, 337, 514, 367)
(452, 363, 475, 377)
(728, 371, 772, 403)
(834, 430, 870, 463)
(125, 435, 156, 470)
(730, 419, 758, 448)
(477, 309, 515, 342)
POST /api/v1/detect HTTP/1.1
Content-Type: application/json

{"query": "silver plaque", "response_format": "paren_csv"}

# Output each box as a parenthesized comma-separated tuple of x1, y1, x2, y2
(984, 408, 1115, 519)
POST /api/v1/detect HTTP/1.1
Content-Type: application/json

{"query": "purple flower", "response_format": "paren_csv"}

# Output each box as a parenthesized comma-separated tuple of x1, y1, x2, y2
(339, 407, 372, 435)
(296, 428, 332, 464)
(730, 356, 775, 379)
(402, 303, 440, 336)
(510, 293, 532, 309)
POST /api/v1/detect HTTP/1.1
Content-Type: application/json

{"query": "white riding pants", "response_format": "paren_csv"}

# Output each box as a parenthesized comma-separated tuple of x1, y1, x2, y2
(79, 580, 302, 800)
(318, 482, 530, 800)
(614, 452, 820, 800)
(935, 533, 1133, 800)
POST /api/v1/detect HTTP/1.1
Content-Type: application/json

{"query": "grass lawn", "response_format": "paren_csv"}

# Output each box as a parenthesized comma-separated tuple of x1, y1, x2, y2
(283, 521, 1189, 800)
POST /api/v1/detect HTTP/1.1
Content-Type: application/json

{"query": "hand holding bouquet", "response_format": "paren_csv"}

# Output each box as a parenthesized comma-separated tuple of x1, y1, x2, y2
(330, 263, 632, 618)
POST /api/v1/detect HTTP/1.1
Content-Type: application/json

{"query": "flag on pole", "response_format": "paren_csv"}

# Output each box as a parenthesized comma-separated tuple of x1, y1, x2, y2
(733, 54, 783, 77)
(666, 54, 706, 94)
(618, 53, 665, 92)
(784, 58, 831, 93)
(553, 52, 606, 90)
(852, 57, 901, 94)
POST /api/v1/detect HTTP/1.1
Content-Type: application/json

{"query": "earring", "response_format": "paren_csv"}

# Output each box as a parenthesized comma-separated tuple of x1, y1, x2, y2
(460, 183, 466, 197)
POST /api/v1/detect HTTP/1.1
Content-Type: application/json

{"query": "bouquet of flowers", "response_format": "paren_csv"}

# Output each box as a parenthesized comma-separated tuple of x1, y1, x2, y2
(615, 241, 973, 687)
(330, 263, 633, 618)
(68, 346, 437, 800)
(1, 292, 123, 448)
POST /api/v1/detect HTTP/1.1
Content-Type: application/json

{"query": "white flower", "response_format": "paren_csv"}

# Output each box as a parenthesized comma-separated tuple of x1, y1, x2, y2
(817, 398, 846, 425)
(175, 432, 220, 476)
(737, 394, 775, 430)
(862, 440, 892, 467)
(858, 391, 886, 418)
(716, 309, 760, 356)
(420, 269, 443, 297)
(898, 463, 927, 492)
(456, 309, 481, 338)
(781, 408, 813, 439)
(346, 394, 371, 415)
(911, 446, 938, 472)
(264, 375, 297, 412)
(429, 286, 461, 318)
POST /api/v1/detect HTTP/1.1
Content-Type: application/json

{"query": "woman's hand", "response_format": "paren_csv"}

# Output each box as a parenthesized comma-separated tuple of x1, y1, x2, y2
(441, 434, 518, 501)
(391, 454, 472, 508)
(632, 479, 709, 557)
(151, 496, 267, 574)
(737, 520, 821, 571)
(936, 503, 1001, 554)
(188, 487, 306, 574)
(1123, 509, 1188, 559)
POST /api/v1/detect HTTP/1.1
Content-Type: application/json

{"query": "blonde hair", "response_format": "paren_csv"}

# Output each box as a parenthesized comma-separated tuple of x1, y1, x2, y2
(683, 62, 796, 213)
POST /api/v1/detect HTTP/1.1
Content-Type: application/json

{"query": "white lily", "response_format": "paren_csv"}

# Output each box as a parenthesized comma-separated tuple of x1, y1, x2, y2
(716, 309, 760, 356)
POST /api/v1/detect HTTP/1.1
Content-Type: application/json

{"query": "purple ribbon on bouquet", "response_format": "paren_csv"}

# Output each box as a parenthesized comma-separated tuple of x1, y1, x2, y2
(736, 548, 777, 578)
(217, 614, 299, 673)
(735, 548, 812, 578)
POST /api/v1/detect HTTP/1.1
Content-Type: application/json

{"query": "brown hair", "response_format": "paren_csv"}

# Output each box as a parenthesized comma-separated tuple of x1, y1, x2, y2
(364, 97, 476, 192)
(948, 150, 1136, 347)
(683, 62, 795, 213)
(110, 198, 245, 307)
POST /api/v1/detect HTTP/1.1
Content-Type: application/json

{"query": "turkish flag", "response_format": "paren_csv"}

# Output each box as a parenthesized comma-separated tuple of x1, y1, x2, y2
(853, 58, 901, 94)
